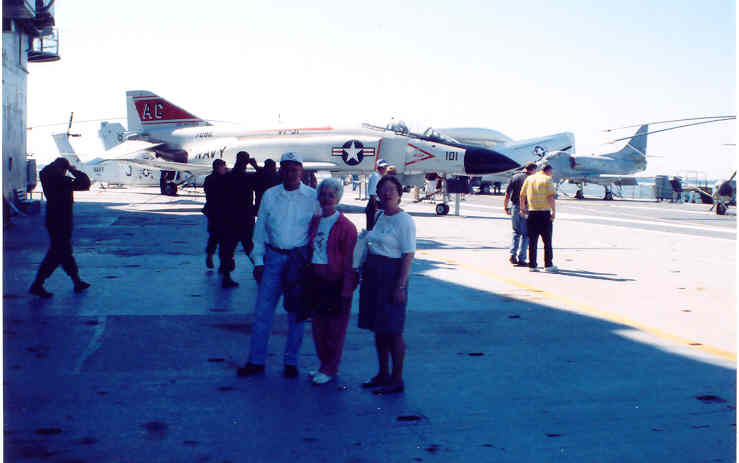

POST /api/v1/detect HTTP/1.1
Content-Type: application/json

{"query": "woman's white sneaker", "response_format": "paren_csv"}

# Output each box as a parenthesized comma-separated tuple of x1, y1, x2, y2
(312, 373, 333, 385)
(544, 265, 559, 273)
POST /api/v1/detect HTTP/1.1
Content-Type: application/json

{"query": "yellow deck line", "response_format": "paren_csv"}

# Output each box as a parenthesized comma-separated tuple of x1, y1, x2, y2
(418, 250, 737, 363)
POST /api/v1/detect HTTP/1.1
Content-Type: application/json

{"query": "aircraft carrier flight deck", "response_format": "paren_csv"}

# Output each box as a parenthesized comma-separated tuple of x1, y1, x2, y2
(3, 186, 735, 462)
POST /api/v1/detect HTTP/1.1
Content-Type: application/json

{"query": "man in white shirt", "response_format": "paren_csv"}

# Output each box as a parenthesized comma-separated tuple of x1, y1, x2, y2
(365, 159, 389, 230)
(238, 152, 320, 378)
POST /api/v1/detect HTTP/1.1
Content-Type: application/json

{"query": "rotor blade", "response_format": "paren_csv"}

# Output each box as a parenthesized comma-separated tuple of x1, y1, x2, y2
(603, 115, 737, 132)
(730, 171, 736, 182)
(27, 117, 126, 130)
(606, 117, 736, 143)
(67, 112, 74, 133)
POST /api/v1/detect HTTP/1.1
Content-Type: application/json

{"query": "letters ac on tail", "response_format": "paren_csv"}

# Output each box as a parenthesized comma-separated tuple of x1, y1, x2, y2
(126, 90, 210, 131)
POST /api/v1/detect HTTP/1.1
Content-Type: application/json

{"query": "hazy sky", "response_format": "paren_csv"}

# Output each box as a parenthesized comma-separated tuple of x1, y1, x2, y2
(26, 0, 736, 179)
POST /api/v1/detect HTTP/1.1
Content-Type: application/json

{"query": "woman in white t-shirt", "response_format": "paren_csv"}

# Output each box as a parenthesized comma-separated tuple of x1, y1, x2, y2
(306, 178, 358, 385)
(358, 175, 416, 395)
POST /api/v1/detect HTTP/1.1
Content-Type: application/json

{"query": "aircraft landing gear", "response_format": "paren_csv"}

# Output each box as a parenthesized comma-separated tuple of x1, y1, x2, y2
(435, 203, 450, 216)
(164, 182, 178, 196)
(716, 202, 727, 215)
(160, 171, 177, 196)
(575, 184, 584, 200)
(603, 185, 614, 201)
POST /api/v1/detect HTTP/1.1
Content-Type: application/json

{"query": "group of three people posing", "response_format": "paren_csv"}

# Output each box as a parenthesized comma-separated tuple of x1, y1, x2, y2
(237, 152, 415, 394)
(28, 153, 416, 394)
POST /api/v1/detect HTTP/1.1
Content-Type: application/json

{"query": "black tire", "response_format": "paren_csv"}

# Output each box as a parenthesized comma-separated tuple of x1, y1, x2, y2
(436, 203, 449, 216)
(716, 203, 726, 215)
(575, 190, 584, 199)
(164, 182, 178, 196)
(604, 192, 613, 201)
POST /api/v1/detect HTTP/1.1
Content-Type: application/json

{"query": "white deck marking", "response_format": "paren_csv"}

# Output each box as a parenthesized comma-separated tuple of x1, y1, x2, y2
(73, 316, 107, 374)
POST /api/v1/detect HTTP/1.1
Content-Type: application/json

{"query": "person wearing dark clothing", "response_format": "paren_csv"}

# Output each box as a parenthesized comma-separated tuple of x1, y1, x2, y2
(203, 159, 228, 270)
(301, 170, 317, 188)
(503, 163, 537, 266)
(202, 159, 233, 285)
(254, 158, 281, 211)
(219, 152, 259, 288)
(29, 157, 92, 298)
(227, 152, 259, 254)
(365, 159, 389, 230)
(670, 177, 683, 203)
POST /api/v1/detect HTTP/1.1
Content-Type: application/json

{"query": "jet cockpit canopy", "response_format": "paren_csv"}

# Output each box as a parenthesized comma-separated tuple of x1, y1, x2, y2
(422, 127, 459, 145)
(387, 119, 409, 135)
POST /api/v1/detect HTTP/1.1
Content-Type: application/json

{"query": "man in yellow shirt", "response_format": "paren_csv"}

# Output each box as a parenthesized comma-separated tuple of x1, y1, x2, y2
(519, 164, 558, 272)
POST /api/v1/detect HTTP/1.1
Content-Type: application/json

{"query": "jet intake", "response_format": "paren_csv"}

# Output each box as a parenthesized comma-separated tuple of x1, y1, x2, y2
(463, 147, 519, 175)
(154, 148, 188, 164)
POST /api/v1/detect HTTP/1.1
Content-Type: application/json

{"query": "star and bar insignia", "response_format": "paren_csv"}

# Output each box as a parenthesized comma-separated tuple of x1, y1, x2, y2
(331, 140, 375, 166)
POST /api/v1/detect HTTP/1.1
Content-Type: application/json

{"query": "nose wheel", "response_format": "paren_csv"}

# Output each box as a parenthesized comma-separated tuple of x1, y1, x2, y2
(160, 171, 178, 195)
(602, 183, 615, 201)
(435, 203, 450, 215)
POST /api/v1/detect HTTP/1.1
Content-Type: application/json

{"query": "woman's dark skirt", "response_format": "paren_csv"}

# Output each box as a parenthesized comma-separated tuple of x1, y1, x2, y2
(358, 253, 407, 334)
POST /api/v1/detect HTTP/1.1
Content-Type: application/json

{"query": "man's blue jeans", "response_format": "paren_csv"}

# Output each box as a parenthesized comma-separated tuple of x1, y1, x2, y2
(248, 247, 305, 367)
(511, 205, 529, 262)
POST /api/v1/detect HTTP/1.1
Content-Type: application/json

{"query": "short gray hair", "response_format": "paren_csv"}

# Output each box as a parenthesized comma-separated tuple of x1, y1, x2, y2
(316, 177, 344, 202)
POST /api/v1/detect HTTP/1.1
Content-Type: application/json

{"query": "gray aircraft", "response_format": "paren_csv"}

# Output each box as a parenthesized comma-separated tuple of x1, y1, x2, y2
(51, 121, 160, 187)
(539, 125, 648, 200)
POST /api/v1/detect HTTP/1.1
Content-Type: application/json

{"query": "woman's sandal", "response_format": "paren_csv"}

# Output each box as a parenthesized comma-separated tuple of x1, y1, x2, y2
(372, 382, 405, 395)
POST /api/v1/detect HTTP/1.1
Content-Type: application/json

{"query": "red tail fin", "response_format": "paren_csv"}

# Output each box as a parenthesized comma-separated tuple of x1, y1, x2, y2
(126, 90, 208, 131)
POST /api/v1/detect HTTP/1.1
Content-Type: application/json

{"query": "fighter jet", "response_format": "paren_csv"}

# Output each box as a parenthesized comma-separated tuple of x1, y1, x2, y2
(106, 90, 574, 214)
(539, 125, 648, 200)
(426, 126, 575, 196)
(364, 123, 574, 213)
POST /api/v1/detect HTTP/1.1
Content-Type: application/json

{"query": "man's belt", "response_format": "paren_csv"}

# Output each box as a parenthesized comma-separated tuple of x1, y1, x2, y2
(267, 244, 294, 255)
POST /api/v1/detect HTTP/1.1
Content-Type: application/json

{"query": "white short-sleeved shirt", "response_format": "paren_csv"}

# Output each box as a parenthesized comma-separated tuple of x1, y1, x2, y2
(311, 211, 340, 264)
(251, 183, 320, 266)
(367, 211, 416, 258)
(368, 172, 381, 197)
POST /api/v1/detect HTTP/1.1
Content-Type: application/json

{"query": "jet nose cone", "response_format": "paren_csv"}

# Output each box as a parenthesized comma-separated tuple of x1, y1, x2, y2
(463, 148, 519, 175)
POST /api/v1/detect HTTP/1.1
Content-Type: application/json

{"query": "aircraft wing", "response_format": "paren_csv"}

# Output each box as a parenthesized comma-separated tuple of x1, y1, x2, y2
(99, 157, 212, 176)
(103, 140, 165, 157)
(302, 161, 338, 170)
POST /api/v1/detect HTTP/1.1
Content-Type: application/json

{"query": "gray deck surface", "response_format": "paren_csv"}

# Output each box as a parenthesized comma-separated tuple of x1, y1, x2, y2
(3, 187, 735, 462)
